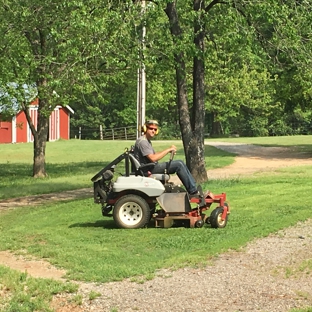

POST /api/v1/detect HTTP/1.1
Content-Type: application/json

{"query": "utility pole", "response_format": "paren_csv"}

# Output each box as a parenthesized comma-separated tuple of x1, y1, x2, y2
(136, 0, 146, 138)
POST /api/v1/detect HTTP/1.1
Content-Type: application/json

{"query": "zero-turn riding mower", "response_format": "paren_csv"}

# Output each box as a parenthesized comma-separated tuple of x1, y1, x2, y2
(91, 147, 230, 229)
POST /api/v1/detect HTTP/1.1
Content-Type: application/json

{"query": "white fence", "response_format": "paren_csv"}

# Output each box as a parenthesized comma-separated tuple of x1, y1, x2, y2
(72, 126, 137, 140)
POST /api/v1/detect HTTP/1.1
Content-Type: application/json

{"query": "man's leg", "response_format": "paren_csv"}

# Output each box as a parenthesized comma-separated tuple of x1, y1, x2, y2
(152, 160, 197, 194)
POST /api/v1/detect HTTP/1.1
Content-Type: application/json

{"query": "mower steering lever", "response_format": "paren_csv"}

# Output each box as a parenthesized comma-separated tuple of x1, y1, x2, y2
(166, 150, 175, 173)
(170, 150, 175, 161)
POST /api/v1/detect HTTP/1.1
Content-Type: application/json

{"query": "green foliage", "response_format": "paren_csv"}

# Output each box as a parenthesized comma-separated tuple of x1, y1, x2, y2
(0, 0, 144, 175)
(0, 1, 142, 109)
(156, 120, 182, 139)
(88, 290, 101, 301)
(69, 50, 142, 133)
(269, 108, 312, 136)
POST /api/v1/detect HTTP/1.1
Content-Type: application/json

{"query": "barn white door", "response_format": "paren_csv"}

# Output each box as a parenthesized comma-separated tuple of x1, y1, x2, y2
(49, 108, 60, 141)
(28, 107, 38, 143)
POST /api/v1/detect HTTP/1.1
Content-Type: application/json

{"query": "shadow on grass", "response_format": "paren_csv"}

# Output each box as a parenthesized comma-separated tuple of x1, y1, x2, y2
(69, 220, 117, 229)
(0, 161, 110, 179)
(0, 147, 233, 180)
(69, 219, 157, 230)
(253, 143, 312, 150)
(205, 145, 235, 157)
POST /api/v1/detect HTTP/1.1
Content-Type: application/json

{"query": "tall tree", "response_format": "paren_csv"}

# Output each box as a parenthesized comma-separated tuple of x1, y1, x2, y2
(163, 1, 207, 182)
(0, 0, 141, 177)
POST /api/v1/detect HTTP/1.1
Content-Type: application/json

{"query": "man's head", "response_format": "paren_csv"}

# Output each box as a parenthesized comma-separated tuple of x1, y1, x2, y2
(143, 120, 159, 137)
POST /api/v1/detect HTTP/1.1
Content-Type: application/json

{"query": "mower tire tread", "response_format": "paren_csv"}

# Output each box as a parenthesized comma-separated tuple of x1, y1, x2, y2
(209, 206, 228, 228)
(113, 194, 151, 229)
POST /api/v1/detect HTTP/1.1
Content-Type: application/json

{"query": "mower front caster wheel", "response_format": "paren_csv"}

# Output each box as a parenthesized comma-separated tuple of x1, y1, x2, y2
(209, 206, 228, 228)
(113, 194, 151, 229)
(195, 220, 204, 228)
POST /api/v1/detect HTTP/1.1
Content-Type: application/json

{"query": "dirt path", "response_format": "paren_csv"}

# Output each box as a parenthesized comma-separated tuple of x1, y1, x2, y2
(207, 141, 312, 178)
(0, 187, 93, 210)
(1, 142, 312, 312)
(171, 141, 312, 183)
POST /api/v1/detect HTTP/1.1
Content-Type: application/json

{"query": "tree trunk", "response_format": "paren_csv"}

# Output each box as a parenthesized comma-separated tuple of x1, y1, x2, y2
(165, 2, 192, 148)
(210, 112, 223, 136)
(190, 0, 207, 182)
(165, 2, 208, 183)
(21, 100, 48, 177)
(32, 99, 49, 178)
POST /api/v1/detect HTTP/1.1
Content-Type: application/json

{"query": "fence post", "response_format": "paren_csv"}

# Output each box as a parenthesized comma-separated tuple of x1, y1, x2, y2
(124, 127, 127, 140)
(100, 125, 103, 140)
(79, 127, 81, 140)
(112, 129, 114, 140)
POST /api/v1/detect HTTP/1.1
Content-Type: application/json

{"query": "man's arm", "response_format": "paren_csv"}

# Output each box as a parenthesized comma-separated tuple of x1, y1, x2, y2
(146, 145, 176, 163)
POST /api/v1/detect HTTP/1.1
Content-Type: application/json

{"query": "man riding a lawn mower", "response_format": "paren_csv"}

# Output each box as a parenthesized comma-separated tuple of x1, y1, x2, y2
(133, 119, 201, 197)
(91, 120, 230, 229)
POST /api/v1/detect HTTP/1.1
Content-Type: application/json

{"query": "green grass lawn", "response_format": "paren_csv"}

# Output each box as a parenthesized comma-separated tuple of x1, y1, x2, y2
(0, 139, 234, 199)
(0, 136, 312, 311)
(1, 166, 312, 283)
(1, 135, 311, 199)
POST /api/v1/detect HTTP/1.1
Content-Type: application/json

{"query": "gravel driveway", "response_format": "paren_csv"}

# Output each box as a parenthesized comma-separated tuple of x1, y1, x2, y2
(73, 219, 312, 312)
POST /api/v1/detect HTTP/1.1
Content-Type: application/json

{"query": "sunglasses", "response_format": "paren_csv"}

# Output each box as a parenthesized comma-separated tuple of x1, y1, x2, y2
(147, 127, 158, 131)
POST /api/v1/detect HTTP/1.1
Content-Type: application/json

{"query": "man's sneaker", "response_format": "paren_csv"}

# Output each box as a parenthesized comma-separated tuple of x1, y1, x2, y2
(189, 190, 200, 198)
(197, 185, 204, 197)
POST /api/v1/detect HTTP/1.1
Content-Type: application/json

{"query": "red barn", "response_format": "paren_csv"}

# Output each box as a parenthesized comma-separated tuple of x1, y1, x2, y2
(0, 100, 74, 144)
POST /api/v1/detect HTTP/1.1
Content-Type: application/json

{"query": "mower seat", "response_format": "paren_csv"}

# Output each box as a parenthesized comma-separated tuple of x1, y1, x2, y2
(128, 153, 170, 182)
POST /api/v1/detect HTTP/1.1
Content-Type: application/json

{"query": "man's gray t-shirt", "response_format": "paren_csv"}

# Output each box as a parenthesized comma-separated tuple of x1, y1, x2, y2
(133, 135, 156, 165)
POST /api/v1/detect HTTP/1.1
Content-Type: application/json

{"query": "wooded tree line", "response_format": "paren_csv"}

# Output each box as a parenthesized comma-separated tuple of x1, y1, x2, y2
(70, 0, 312, 138)
(0, 1, 311, 180)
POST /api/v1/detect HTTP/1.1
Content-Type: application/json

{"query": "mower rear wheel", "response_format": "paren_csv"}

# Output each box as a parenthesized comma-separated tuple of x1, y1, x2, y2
(209, 206, 228, 228)
(113, 194, 151, 229)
